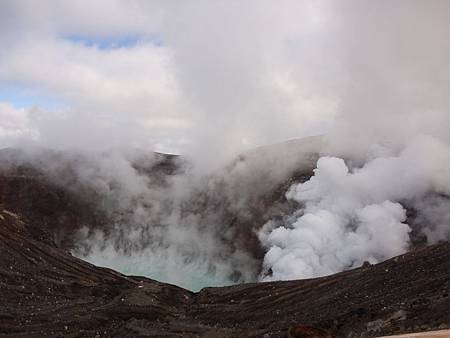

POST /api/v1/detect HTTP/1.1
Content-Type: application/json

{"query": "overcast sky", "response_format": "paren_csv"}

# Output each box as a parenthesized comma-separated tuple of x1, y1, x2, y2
(0, 1, 338, 156)
(1, 1, 449, 164)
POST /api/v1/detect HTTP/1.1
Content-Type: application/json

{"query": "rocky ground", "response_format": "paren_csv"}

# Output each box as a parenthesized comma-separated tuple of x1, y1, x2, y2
(0, 208, 449, 337)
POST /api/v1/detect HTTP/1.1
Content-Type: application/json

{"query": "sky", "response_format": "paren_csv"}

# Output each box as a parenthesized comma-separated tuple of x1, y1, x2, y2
(0, 0, 338, 161)
(1, 1, 450, 165)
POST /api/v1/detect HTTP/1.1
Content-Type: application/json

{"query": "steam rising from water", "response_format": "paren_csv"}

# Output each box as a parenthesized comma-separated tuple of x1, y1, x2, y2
(59, 138, 319, 291)
(59, 151, 261, 291)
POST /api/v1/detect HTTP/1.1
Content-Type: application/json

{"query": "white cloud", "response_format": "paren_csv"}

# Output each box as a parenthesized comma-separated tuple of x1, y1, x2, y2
(0, 102, 38, 145)
(0, 0, 338, 164)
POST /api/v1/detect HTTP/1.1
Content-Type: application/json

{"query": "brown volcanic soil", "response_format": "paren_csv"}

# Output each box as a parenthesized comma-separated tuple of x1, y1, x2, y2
(0, 209, 449, 338)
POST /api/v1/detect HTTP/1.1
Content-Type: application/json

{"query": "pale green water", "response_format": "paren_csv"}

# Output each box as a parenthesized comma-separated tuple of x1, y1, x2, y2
(78, 247, 238, 292)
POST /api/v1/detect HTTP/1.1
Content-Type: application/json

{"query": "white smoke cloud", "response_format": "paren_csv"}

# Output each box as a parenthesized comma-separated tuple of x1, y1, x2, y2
(258, 1, 450, 281)
(260, 136, 450, 281)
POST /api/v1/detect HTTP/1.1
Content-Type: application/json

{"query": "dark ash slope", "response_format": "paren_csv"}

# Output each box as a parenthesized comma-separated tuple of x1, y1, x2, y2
(0, 209, 449, 337)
